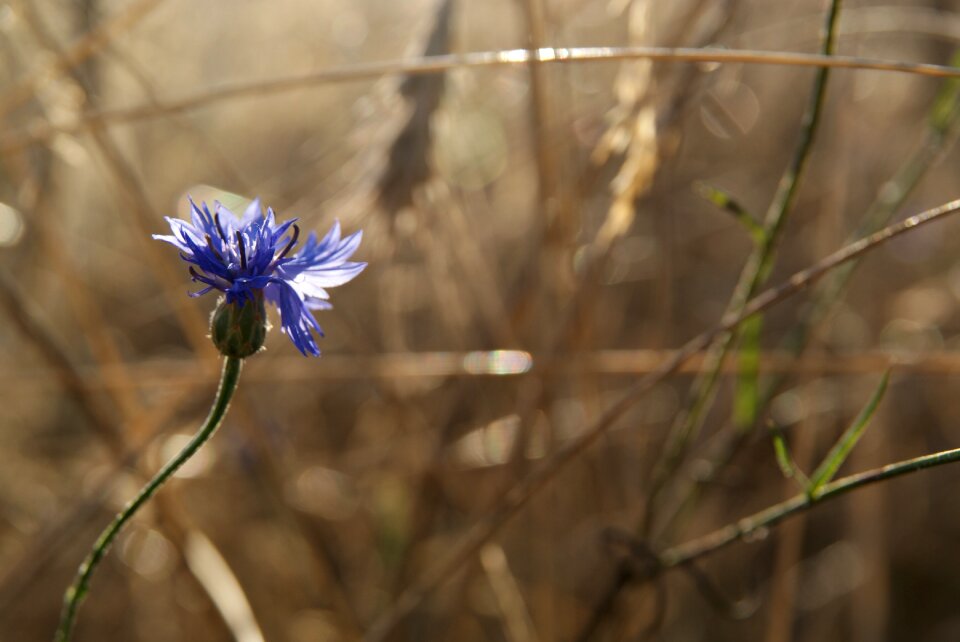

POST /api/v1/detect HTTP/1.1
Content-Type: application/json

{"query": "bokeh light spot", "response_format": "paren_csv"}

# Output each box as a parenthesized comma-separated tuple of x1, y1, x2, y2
(463, 350, 533, 375)
(0, 203, 24, 247)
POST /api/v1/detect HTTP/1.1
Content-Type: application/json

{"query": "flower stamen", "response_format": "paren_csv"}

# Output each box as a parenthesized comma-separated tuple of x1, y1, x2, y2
(235, 231, 247, 270)
(205, 234, 224, 262)
(189, 266, 213, 285)
(213, 212, 227, 241)
(275, 224, 300, 262)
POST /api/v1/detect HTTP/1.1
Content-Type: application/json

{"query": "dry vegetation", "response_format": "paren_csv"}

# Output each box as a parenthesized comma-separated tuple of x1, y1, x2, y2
(5, 0, 960, 640)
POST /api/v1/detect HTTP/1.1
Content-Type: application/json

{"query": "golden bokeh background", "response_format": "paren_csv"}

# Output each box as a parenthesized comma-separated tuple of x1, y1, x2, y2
(4, 0, 960, 640)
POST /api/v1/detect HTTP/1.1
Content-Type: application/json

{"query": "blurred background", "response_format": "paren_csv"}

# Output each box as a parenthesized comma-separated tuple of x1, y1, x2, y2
(5, 0, 960, 640)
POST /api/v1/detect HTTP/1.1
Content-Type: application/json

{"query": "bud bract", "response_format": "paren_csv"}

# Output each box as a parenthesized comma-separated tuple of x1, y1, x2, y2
(210, 293, 267, 358)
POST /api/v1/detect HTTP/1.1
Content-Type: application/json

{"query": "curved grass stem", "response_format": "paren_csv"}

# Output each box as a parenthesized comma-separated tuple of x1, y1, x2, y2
(54, 356, 243, 642)
(660, 444, 960, 567)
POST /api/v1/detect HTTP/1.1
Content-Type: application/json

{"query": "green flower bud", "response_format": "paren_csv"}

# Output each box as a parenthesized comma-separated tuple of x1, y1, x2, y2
(210, 293, 267, 358)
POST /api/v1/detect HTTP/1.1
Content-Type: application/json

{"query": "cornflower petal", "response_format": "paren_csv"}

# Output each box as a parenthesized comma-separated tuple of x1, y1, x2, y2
(241, 198, 262, 225)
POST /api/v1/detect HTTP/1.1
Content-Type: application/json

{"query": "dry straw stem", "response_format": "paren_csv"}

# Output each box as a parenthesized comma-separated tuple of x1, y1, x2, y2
(13, 349, 960, 392)
(30, 168, 156, 438)
(0, 0, 166, 119)
(224, 397, 366, 639)
(12, 0, 216, 359)
(0, 405, 188, 615)
(519, 0, 568, 245)
(0, 275, 201, 621)
(376, 0, 452, 214)
(365, 198, 960, 641)
(592, 0, 659, 253)
(6, 46, 960, 153)
(101, 39, 251, 191)
(480, 544, 541, 642)
(0, 270, 124, 454)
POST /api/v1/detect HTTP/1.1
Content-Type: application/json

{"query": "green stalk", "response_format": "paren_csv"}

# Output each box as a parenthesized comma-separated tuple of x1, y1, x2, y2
(660, 444, 960, 567)
(644, 0, 844, 533)
(55, 356, 243, 642)
(807, 370, 889, 496)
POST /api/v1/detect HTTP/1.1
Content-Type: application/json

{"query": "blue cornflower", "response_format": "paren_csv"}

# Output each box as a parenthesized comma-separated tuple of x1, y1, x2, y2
(155, 198, 365, 356)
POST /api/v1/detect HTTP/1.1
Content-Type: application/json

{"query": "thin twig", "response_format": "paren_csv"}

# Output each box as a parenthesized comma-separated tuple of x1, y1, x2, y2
(0, 0, 165, 119)
(9, 0, 215, 358)
(376, 0, 452, 213)
(6, 46, 960, 153)
(0, 270, 124, 455)
(520, 0, 567, 245)
(11, 347, 960, 393)
(0, 393, 192, 614)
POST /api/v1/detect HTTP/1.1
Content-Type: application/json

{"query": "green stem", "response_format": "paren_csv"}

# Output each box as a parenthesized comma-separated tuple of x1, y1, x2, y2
(644, 0, 844, 534)
(54, 356, 243, 642)
(660, 445, 960, 568)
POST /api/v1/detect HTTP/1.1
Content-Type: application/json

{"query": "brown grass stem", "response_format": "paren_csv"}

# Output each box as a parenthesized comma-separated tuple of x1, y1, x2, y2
(5, 45, 960, 154)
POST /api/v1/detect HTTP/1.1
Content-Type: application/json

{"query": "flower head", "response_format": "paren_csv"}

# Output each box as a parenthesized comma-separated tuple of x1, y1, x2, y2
(155, 198, 365, 356)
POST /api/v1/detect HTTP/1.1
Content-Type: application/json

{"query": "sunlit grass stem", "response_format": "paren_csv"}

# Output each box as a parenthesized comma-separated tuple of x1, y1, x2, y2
(54, 356, 243, 642)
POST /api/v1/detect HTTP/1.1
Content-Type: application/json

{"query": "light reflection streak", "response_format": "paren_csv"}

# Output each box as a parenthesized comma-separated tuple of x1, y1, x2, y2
(8, 349, 959, 391)
(463, 350, 533, 375)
